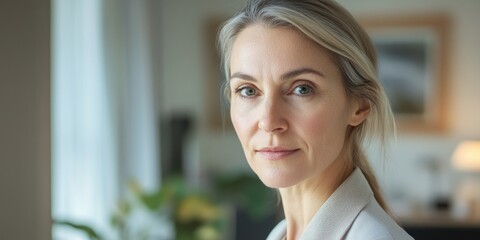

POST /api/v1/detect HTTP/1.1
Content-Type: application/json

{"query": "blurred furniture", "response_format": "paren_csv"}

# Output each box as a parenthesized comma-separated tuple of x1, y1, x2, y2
(235, 208, 277, 240)
(400, 211, 480, 240)
(400, 141, 480, 240)
(160, 114, 193, 180)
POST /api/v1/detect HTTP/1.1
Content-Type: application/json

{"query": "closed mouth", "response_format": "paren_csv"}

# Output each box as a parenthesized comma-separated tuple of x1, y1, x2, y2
(256, 147, 299, 160)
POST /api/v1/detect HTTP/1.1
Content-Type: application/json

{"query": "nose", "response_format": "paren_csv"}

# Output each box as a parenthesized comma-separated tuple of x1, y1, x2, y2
(258, 98, 288, 133)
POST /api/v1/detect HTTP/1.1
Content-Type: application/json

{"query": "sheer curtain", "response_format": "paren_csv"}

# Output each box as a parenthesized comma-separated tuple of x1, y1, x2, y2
(52, 0, 160, 239)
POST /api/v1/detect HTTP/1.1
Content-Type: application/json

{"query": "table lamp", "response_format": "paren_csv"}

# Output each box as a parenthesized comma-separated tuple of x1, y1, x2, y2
(451, 141, 480, 219)
(452, 141, 480, 171)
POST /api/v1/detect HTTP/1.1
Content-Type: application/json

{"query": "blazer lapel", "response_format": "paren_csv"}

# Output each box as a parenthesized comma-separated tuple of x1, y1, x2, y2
(300, 168, 374, 240)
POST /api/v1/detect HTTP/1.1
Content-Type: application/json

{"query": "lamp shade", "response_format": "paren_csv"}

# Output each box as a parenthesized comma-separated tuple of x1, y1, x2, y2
(452, 141, 480, 171)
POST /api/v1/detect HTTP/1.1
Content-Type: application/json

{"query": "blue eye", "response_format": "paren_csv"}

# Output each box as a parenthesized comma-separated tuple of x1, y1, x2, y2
(238, 86, 257, 97)
(292, 84, 313, 95)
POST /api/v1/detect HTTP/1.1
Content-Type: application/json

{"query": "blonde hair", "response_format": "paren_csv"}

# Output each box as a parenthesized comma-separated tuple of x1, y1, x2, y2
(218, 0, 395, 210)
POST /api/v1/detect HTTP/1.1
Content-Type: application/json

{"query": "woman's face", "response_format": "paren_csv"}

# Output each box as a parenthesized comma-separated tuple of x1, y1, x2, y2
(229, 24, 368, 188)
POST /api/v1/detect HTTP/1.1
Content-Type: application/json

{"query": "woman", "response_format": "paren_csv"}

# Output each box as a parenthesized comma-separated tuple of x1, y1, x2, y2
(218, 0, 413, 239)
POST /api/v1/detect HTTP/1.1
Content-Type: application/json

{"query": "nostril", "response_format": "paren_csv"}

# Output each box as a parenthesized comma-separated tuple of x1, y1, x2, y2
(257, 98, 288, 133)
(258, 115, 288, 133)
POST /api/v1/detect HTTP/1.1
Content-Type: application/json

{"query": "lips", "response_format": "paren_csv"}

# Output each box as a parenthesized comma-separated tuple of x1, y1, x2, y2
(256, 147, 299, 160)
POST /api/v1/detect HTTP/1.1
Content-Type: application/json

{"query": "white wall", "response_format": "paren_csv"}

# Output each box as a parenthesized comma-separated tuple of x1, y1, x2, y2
(0, 0, 51, 239)
(158, 0, 480, 210)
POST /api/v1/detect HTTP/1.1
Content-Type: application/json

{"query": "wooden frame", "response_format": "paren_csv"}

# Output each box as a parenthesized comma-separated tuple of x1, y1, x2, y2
(360, 15, 451, 132)
(205, 17, 232, 131)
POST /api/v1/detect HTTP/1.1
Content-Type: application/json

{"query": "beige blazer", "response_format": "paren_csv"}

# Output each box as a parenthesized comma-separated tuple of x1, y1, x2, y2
(266, 168, 414, 240)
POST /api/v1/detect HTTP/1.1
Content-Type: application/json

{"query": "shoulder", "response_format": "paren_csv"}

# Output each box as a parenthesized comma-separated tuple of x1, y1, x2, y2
(345, 200, 413, 240)
(266, 219, 287, 240)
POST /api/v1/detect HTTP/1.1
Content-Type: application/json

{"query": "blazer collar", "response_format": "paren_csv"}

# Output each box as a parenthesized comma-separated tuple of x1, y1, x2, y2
(267, 168, 375, 240)
(300, 168, 374, 239)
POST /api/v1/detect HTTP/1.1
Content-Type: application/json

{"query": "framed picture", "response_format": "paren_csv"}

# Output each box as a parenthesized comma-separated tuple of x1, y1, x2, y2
(360, 15, 450, 132)
(204, 17, 233, 131)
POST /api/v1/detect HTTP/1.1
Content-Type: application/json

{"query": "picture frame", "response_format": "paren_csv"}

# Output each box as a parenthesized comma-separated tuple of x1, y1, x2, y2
(204, 17, 233, 131)
(359, 15, 451, 132)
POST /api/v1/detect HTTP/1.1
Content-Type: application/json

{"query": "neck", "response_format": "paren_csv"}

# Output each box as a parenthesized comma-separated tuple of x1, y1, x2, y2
(279, 158, 353, 240)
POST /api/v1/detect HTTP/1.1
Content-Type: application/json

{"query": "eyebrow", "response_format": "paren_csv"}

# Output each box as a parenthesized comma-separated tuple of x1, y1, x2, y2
(230, 67, 325, 81)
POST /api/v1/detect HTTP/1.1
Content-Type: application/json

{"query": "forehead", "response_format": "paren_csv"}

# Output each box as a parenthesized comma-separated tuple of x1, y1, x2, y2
(230, 24, 338, 76)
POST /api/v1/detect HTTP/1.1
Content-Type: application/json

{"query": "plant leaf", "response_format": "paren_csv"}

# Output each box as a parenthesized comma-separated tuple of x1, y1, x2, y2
(54, 219, 104, 240)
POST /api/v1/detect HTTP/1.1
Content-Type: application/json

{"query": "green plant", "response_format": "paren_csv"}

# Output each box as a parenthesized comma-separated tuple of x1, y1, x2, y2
(111, 176, 225, 240)
(53, 173, 275, 240)
(214, 173, 276, 220)
(54, 220, 104, 240)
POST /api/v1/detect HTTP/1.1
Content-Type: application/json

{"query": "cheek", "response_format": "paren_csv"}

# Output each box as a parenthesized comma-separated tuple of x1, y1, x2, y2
(230, 102, 255, 146)
(301, 105, 349, 160)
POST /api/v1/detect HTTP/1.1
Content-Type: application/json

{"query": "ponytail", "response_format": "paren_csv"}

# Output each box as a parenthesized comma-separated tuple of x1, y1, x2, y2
(351, 140, 389, 212)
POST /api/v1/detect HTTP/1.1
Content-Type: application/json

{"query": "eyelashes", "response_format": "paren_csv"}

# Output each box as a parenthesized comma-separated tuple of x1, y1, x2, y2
(236, 86, 258, 98)
(290, 84, 314, 96)
(233, 81, 316, 99)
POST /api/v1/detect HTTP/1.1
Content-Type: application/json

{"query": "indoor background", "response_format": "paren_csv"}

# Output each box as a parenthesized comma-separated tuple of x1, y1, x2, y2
(1, 0, 480, 239)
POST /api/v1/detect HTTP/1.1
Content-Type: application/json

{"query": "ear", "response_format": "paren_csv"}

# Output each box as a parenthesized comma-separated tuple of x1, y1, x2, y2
(348, 97, 370, 126)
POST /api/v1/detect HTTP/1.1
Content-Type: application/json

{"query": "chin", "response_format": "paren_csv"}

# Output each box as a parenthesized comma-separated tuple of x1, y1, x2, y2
(256, 172, 300, 189)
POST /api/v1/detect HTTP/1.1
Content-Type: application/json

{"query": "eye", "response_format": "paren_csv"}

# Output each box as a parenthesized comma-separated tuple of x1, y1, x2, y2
(291, 84, 313, 96)
(236, 86, 258, 98)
